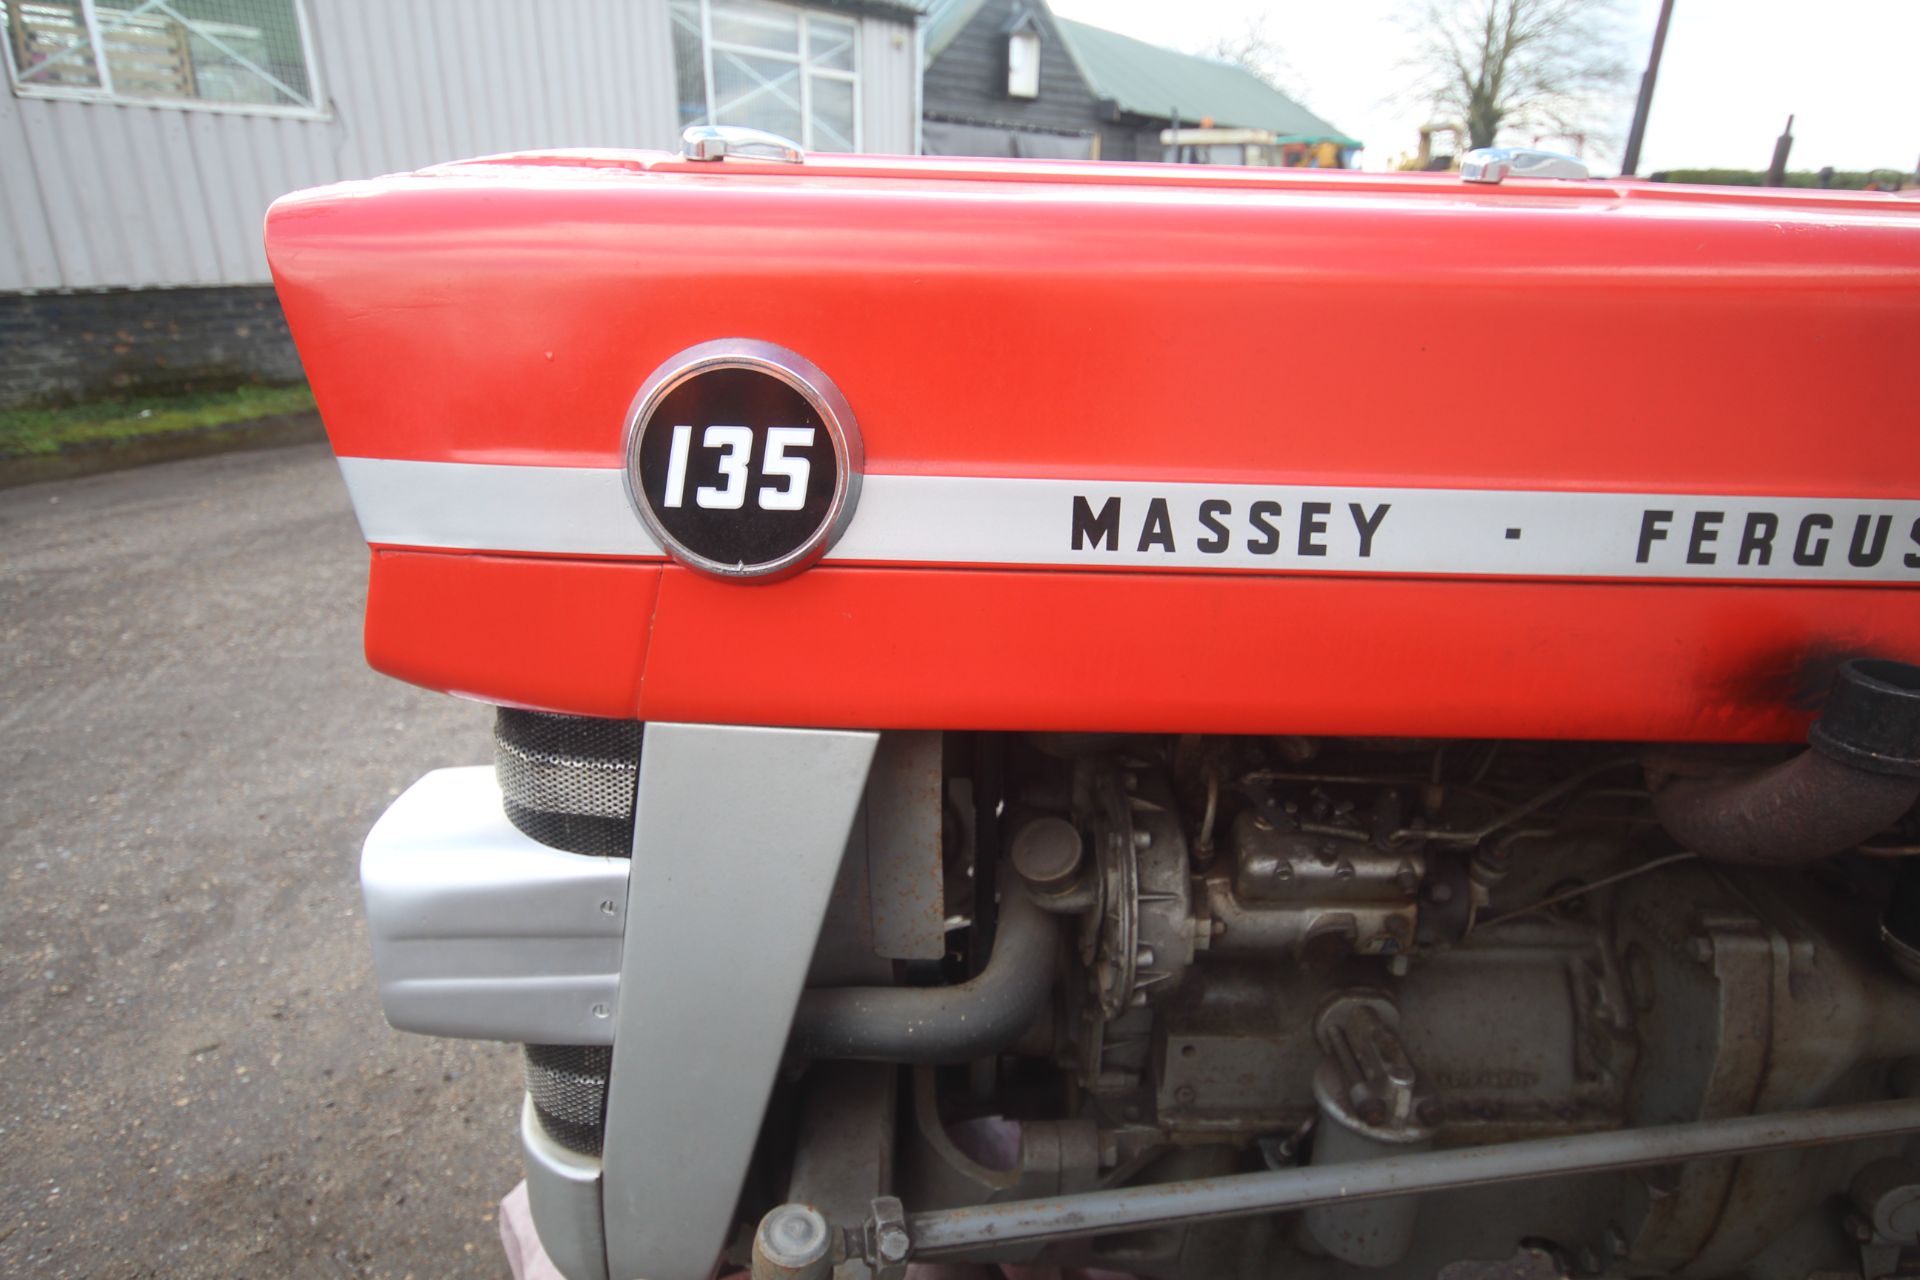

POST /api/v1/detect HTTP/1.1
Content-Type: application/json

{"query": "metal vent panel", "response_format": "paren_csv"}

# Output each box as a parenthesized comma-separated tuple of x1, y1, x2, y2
(525, 1044, 613, 1157)
(495, 709, 643, 857)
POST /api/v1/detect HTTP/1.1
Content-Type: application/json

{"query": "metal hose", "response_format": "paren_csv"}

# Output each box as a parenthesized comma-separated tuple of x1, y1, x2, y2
(1652, 658, 1920, 865)
(789, 885, 1058, 1064)
(1652, 749, 1918, 865)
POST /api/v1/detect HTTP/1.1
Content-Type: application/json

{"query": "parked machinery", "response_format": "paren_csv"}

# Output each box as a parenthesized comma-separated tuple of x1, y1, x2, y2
(470, 663, 1920, 1280)
(269, 133, 1920, 1280)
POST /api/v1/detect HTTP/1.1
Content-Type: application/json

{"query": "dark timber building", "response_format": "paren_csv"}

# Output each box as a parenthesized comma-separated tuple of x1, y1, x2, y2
(920, 0, 1102, 158)
(919, 0, 1359, 166)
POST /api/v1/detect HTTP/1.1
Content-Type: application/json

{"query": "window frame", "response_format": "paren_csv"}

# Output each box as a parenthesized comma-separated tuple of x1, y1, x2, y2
(684, 0, 862, 154)
(1004, 25, 1039, 100)
(2, 0, 328, 120)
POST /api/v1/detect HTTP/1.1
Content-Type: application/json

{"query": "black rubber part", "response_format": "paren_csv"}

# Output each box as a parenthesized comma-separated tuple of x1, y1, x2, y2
(1886, 861, 1920, 953)
(1811, 659, 1920, 780)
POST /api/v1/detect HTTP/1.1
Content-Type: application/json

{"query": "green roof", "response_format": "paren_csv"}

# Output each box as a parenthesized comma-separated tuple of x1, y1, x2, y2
(1054, 17, 1360, 149)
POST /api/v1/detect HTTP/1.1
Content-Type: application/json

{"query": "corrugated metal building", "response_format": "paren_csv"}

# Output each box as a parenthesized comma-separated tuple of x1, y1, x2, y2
(0, 0, 922, 406)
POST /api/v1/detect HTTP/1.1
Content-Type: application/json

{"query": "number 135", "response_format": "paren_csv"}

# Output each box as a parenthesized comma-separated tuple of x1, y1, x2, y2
(662, 424, 815, 511)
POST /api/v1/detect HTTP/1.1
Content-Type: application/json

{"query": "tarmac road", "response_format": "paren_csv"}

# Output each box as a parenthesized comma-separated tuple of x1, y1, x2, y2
(1, 444, 517, 1278)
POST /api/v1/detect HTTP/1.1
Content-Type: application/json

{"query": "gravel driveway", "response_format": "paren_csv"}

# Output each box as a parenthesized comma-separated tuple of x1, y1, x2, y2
(1, 444, 517, 1278)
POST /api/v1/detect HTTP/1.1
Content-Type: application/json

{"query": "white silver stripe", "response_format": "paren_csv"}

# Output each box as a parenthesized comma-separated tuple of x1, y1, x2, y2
(337, 458, 1920, 583)
(338, 457, 661, 556)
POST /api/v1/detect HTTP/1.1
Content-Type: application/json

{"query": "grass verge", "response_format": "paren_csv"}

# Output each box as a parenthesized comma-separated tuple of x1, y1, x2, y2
(0, 384, 317, 457)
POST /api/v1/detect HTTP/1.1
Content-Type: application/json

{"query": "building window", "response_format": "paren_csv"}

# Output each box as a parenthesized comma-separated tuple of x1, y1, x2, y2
(1005, 26, 1039, 99)
(671, 0, 859, 153)
(2, 0, 320, 115)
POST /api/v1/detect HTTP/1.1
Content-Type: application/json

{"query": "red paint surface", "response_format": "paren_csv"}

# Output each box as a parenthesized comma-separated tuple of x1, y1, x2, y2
(271, 152, 1920, 738)
(360, 549, 1920, 740)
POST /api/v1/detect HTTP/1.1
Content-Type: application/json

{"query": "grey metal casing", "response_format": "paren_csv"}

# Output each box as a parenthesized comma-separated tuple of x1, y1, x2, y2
(360, 766, 628, 1044)
(522, 1094, 611, 1280)
(600, 723, 880, 1280)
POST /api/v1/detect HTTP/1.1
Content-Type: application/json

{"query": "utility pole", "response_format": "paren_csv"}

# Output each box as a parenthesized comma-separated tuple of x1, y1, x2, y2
(1619, 0, 1675, 177)
(1766, 115, 1795, 186)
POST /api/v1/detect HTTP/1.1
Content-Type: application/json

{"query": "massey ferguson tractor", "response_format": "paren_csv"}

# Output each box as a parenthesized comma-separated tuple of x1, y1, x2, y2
(266, 129, 1920, 1280)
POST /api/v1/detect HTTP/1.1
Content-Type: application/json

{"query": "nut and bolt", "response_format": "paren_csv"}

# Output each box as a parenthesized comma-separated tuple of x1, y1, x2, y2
(875, 1225, 910, 1265)
(864, 1196, 911, 1273)
(753, 1203, 831, 1278)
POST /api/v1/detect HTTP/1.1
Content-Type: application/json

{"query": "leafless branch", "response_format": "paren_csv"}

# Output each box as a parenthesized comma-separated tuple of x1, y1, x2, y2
(1194, 14, 1303, 101)
(1395, 0, 1630, 153)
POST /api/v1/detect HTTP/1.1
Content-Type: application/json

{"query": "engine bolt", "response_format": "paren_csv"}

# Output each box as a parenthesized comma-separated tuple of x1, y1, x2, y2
(1133, 829, 1152, 850)
(756, 1203, 831, 1273)
(875, 1224, 911, 1265)
(1175, 1085, 1197, 1105)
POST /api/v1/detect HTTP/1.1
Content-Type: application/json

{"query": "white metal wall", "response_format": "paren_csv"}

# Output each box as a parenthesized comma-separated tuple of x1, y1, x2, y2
(858, 14, 916, 156)
(0, 0, 919, 292)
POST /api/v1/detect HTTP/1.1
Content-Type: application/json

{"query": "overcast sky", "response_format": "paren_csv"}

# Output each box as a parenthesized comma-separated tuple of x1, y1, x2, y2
(1046, 0, 1919, 175)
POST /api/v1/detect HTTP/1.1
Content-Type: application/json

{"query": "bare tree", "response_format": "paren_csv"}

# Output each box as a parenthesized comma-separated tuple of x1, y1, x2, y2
(1400, 0, 1629, 151)
(1196, 15, 1301, 101)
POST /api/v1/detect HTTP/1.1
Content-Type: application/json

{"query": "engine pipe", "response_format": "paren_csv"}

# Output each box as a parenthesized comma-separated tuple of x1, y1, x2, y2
(1652, 659, 1920, 864)
(788, 884, 1058, 1063)
(877, 1097, 1920, 1258)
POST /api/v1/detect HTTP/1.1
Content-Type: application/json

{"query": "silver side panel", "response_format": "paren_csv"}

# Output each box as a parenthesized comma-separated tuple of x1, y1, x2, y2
(600, 724, 880, 1280)
(522, 1095, 611, 1280)
(360, 767, 628, 1044)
